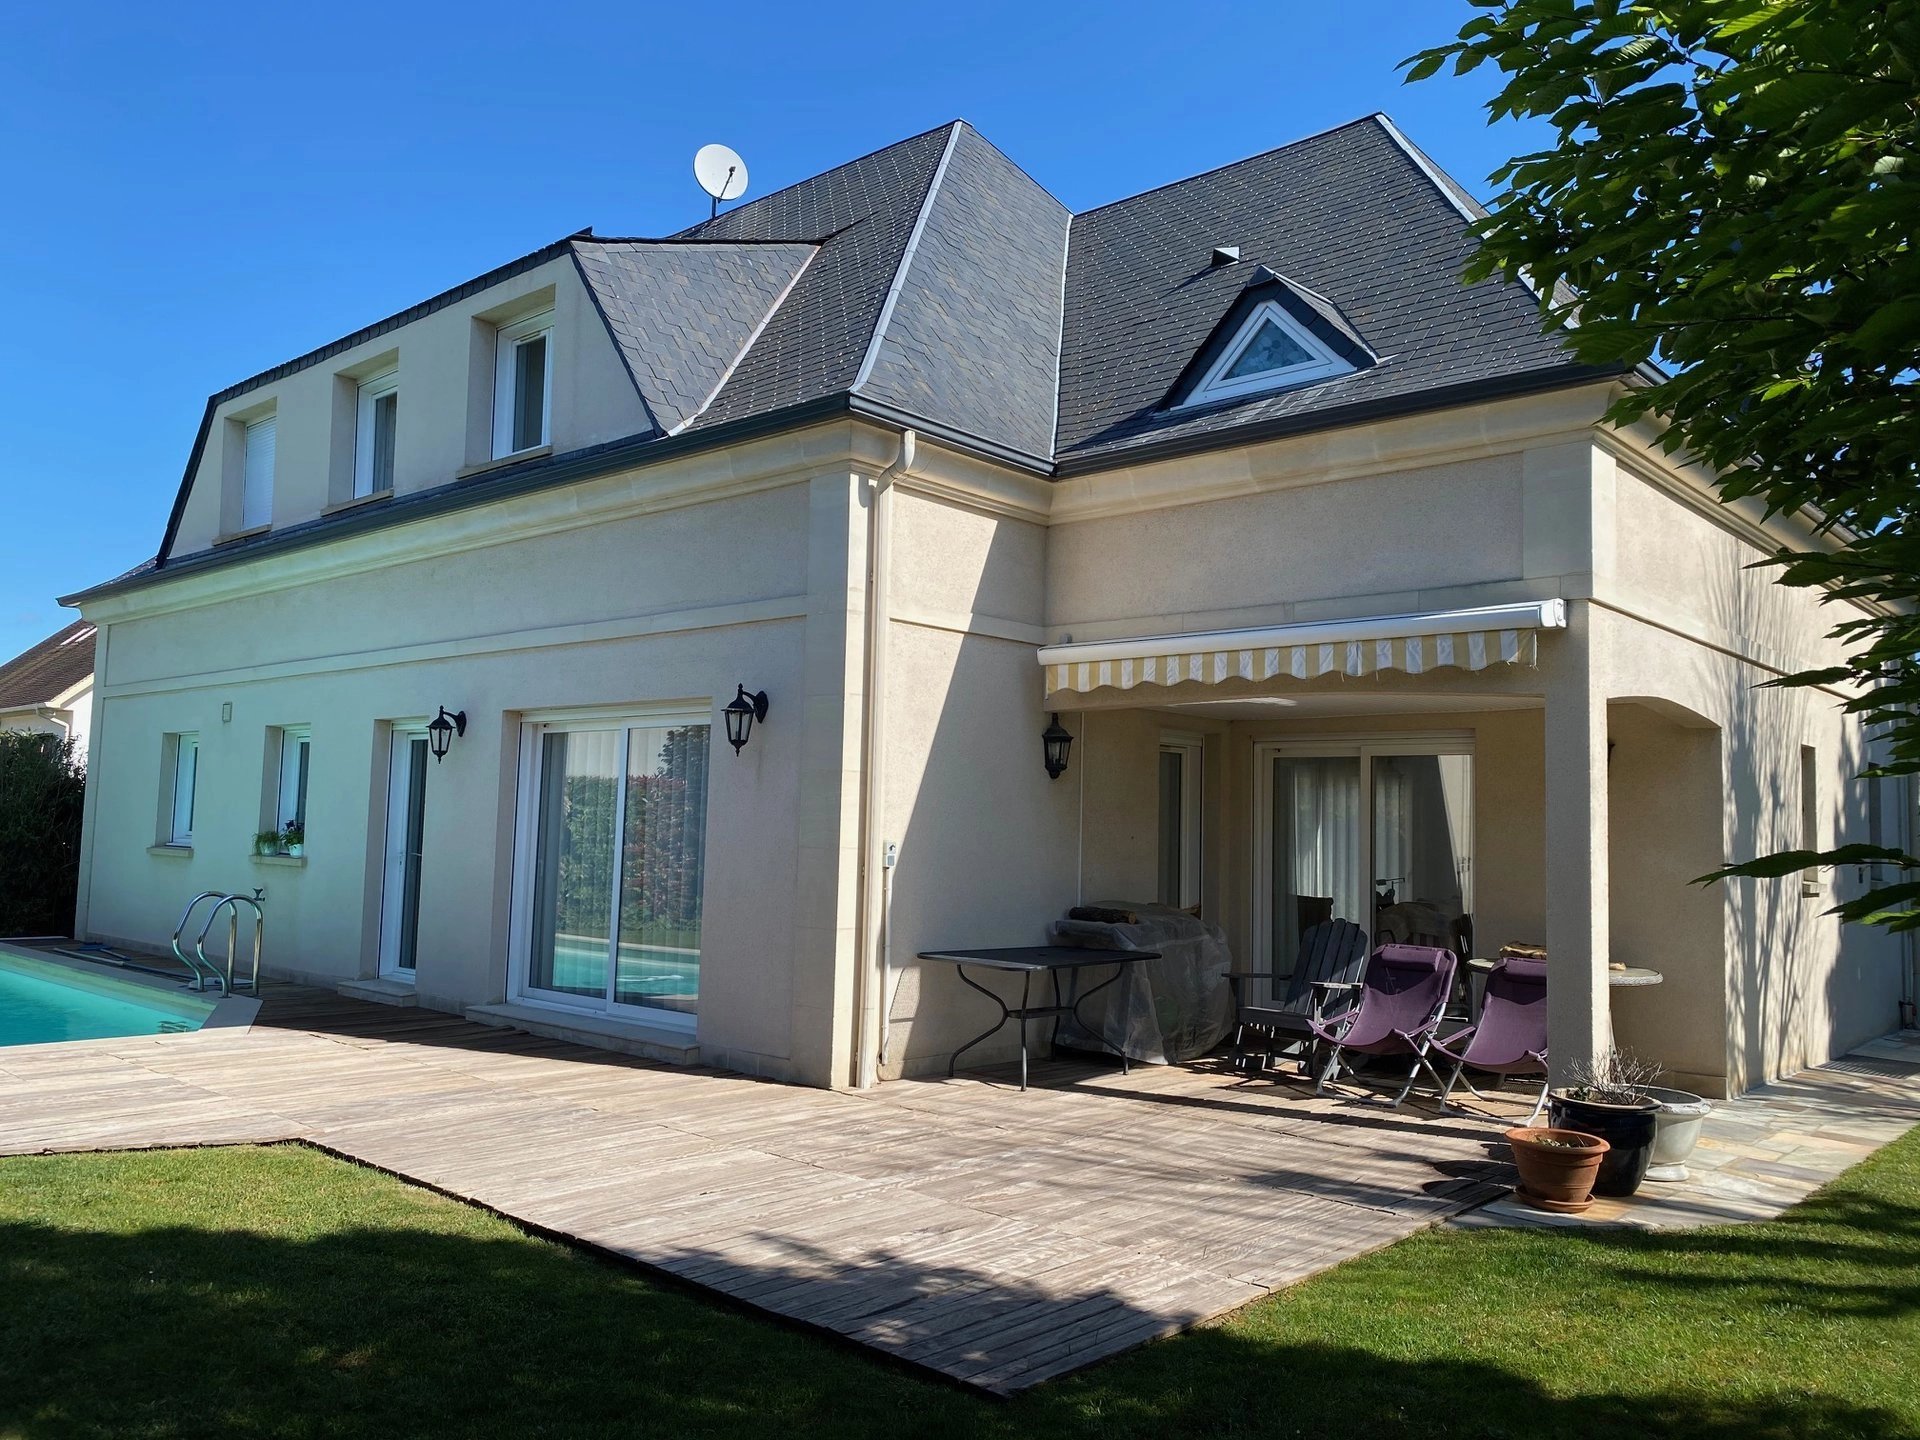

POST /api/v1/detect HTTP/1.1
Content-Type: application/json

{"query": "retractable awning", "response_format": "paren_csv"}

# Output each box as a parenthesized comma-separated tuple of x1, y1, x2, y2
(1038, 600, 1567, 697)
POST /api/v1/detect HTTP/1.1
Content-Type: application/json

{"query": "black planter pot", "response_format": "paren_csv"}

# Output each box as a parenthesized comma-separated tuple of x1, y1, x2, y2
(1547, 1093, 1659, 1196)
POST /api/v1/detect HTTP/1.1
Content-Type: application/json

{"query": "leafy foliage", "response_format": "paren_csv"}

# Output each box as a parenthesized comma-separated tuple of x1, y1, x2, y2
(0, 731, 86, 936)
(1409, 1, 1920, 925)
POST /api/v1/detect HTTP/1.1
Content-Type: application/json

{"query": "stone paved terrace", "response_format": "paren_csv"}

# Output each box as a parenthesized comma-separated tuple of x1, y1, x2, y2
(2, 966, 1916, 1392)
(1464, 1028, 1920, 1230)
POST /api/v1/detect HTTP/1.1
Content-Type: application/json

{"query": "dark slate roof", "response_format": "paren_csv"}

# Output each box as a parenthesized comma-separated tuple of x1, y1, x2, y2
(77, 113, 1607, 605)
(0, 621, 95, 709)
(852, 124, 1069, 465)
(1053, 114, 1594, 463)
(677, 123, 957, 430)
(572, 239, 817, 433)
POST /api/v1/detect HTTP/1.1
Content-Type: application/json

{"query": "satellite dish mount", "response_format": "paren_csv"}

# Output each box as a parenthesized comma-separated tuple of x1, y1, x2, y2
(694, 143, 750, 220)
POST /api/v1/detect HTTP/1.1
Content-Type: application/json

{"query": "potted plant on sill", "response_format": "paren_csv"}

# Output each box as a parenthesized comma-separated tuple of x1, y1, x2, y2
(1548, 1049, 1661, 1197)
(281, 822, 305, 859)
(1504, 1126, 1609, 1213)
(254, 829, 284, 857)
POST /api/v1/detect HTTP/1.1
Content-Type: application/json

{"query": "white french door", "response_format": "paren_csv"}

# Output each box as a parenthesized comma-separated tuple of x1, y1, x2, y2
(508, 710, 712, 1030)
(1254, 735, 1475, 987)
(378, 727, 430, 980)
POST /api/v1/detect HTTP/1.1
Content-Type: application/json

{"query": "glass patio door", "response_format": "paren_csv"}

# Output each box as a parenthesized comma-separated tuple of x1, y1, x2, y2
(517, 716, 712, 1026)
(1258, 739, 1474, 985)
(378, 729, 429, 979)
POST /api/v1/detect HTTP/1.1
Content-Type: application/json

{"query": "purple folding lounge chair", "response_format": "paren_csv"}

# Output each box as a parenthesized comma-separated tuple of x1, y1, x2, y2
(1310, 944, 1457, 1107)
(1430, 955, 1549, 1121)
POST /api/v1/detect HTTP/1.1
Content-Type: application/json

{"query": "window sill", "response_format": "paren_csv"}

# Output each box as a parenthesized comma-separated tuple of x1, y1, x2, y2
(213, 524, 270, 547)
(321, 489, 393, 517)
(458, 444, 551, 480)
(147, 844, 193, 858)
(250, 853, 306, 869)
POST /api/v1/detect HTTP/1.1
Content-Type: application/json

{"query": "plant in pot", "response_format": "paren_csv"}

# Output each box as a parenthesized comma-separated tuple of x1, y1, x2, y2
(1504, 1126, 1610, 1213)
(1548, 1050, 1661, 1198)
(281, 822, 305, 858)
(254, 829, 284, 857)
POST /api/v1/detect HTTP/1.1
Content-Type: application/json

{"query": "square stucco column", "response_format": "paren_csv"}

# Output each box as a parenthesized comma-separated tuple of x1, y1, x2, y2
(1543, 600, 1612, 1080)
(788, 471, 868, 1087)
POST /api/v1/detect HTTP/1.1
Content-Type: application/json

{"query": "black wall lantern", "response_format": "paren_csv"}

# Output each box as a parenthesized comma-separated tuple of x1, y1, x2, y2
(426, 706, 466, 763)
(724, 685, 770, 754)
(1042, 712, 1074, 780)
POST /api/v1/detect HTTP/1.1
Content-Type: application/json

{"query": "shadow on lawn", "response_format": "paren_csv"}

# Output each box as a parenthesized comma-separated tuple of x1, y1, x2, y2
(3, 1203, 1917, 1440)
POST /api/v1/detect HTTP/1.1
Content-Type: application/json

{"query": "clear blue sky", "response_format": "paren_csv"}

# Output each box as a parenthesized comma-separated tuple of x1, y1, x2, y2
(0, 1, 1547, 660)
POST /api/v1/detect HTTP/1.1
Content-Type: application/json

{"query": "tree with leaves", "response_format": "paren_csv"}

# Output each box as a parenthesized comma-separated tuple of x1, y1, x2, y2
(1409, 1, 1920, 929)
(0, 732, 86, 936)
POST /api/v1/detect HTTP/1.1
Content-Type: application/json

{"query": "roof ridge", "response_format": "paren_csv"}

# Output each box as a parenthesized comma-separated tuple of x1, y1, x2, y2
(1069, 113, 1387, 222)
(848, 121, 965, 394)
(671, 119, 966, 239)
(580, 235, 830, 248)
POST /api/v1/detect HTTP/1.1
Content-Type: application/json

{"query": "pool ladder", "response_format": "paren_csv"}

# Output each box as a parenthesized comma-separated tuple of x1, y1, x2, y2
(171, 890, 265, 995)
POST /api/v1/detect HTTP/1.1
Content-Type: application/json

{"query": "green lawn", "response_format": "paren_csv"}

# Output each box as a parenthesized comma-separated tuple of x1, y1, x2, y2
(2, 1130, 1916, 1440)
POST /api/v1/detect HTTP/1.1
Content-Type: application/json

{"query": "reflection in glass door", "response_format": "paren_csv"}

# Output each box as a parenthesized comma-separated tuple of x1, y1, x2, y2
(1268, 754, 1364, 979)
(1259, 739, 1474, 985)
(519, 717, 712, 1025)
(1371, 754, 1474, 954)
(378, 730, 429, 979)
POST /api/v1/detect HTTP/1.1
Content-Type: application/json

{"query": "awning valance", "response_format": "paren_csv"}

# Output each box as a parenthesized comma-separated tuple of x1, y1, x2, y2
(1038, 600, 1567, 697)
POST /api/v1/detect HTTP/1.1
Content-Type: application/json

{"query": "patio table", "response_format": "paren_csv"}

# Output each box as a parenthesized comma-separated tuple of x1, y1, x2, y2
(1463, 956, 1664, 1020)
(917, 946, 1160, 1091)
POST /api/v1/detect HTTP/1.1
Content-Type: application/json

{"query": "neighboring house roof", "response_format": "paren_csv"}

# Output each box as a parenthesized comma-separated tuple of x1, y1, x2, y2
(0, 622, 95, 709)
(73, 113, 1614, 606)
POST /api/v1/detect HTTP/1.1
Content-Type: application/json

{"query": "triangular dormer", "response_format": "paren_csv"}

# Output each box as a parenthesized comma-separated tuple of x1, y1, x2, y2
(1169, 270, 1375, 411)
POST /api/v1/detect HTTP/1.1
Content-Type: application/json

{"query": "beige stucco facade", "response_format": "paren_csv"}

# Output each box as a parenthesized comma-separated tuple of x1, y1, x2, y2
(72, 358, 1913, 1094)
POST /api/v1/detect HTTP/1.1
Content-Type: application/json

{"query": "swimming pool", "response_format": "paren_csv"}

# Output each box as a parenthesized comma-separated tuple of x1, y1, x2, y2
(0, 947, 216, 1047)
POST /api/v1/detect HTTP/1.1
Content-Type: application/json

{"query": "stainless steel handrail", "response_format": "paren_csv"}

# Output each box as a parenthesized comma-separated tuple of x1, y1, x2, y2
(194, 891, 265, 996)
(171, 892, 230, 992)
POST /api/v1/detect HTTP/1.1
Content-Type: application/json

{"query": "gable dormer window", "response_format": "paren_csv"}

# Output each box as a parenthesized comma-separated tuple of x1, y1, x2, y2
(1175, 299, 1354, 409)
(493, 311, 553, 458)
(354, 370, 399, 498)
(240, 414, 276, 529)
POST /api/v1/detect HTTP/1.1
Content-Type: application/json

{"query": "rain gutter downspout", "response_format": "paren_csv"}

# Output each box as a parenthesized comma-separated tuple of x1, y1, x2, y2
(854, 429, 916, 1089)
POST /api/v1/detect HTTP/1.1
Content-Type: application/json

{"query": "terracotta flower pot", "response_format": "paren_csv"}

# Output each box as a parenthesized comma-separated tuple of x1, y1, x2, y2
(1505, 1126, 1609, 1213)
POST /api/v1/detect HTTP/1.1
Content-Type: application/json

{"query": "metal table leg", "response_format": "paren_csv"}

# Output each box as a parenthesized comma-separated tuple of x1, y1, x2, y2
(948, 964, 1012, 1080)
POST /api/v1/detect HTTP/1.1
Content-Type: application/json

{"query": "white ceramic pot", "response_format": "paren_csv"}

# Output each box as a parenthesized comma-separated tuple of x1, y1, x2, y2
(1644, 1085, 1712, 1181)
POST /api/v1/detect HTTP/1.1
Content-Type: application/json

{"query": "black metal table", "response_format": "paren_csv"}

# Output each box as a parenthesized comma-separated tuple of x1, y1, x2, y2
(917, 945, 1160, 1090)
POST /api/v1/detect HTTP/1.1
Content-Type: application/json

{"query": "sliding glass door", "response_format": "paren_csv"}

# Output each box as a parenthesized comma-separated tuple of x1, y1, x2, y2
(1257, 737, 1474, 984)
(516, 714, 711, 1027)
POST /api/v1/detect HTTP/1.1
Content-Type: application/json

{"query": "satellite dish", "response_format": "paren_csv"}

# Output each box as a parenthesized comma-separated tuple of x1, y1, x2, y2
(694, 144, 749, 217)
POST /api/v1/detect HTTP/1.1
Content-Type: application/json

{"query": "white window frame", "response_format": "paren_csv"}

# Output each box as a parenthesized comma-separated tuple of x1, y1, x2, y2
(492, 311, 554, 459)
(1158, 733, 1204, 909)
(240, 415, 276, 529)
(1176, 299, 1352, 409)
(1251, 732, 1474, 987)
(506, 704, 712, 1034)
(165, 733, 199, 847)
(274, 726, 312, 836)
(353, 370, 399, 498)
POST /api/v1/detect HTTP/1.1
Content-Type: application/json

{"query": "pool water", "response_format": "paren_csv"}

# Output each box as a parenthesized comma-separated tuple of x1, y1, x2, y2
(0, 950, 213, 1047)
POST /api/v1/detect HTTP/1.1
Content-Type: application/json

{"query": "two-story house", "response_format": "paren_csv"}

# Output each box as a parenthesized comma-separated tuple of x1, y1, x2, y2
(61, 115, 1914, 1094)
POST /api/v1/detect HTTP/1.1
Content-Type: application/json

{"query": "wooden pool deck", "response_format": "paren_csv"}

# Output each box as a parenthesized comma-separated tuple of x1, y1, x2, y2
(0, 982, 1529, 1392)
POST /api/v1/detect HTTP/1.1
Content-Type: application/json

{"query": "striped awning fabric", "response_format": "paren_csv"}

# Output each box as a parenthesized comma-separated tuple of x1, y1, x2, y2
(1038, 600, 1567, 697)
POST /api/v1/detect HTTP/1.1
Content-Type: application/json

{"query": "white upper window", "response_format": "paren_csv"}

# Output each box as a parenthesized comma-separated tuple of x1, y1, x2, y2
(354, 371, 399, 498)
(1177, 300, 1353, 409)
(167, 733, 199, 846)
(275, 726, 311, 835)
(493, 311, 553, 458)
(241, 416, 276, 529)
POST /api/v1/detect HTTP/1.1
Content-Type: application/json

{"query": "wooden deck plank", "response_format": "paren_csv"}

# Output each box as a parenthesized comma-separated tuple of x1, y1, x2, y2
(0, 980, 1536, 1392)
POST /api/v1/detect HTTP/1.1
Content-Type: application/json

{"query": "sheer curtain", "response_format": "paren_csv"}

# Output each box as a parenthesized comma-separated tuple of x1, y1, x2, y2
(1272, 756, 1363, 976)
